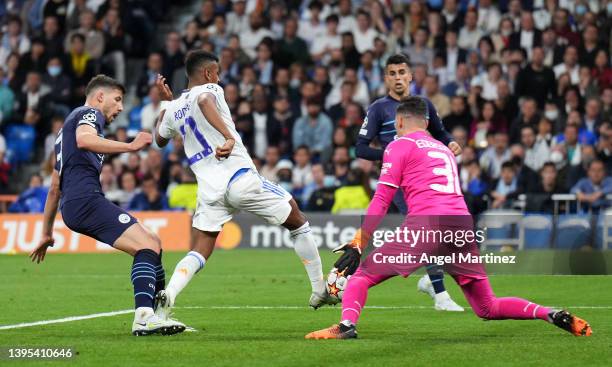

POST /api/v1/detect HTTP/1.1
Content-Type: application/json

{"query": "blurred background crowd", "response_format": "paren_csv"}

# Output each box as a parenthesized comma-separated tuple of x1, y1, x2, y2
(0, 0, 611, 216)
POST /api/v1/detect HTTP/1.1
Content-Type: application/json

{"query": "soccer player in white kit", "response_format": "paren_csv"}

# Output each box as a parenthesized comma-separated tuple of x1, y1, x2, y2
(152, 51, 334, 321)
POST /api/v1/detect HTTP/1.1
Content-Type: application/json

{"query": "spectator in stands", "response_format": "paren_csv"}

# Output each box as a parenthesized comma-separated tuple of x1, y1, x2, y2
(43, 56, 72, 115)
(276, 159, 294, 194)
(260, 146, 281, 183)
(40, 16, 63, 58)
(352, 10, 377, 53)
(254, 41, 274, 86)
(292, 145, 313, 194)
(140, 85, 162, 132)
(181, 21, 201, 51)
(115, 171, 139, 209)
(226, 0, 249, 35)
(583, 98, 603, 135)
(129, 174, 169, 211)
(9, 174, 47, 213)
(509, 12, 541, 54)
(160, 31, 184, 85)
(458, 9, 482, 50)
(266, 95, 295, 157)
(100, 7, 126, 85)
(65, 33, 95, 105)
(331, 168, 370, 214)
(193, 0, 215, 29)
(406, 27, 433, 70)
(444, 96, 472, 132)
(480, 131, 511, 179)
(328, 81, 355, 123)
(571, 160, 612, 213)
(277, 17, 310, 67)
(65, 10, 104, 59)
(137, 52, 164, 99)
(0, 68, 15, 125)
(43, 116, 63, 159)
(310, 14, 341, 64)
(554, 124, 583, 167)
(592, 50, 611, 91)
(15, 71, 53, 140)
(462, 159, 489, 214)
(525, 162, 563, 213)
(553, 45, 580, 85)
(424, 75, 450, 117)
(522, 125, 550, 172)
(577, 24, 601, 68)
(330, 146, 350, 186)
(510, 143, 540, 194)
(477, 0, 501, 34)
(515, 47, 556, 108)
(298, 1, 325, 46)
(240, 12, 273, 60)
(470, 101, 506, 149)
(326, 67, 369, 110)
(509, 98, 539, 143)
(19, 38, 47, 75)
(292, 97, 333, 161)
(357, 51, 383, 97)
(0, 16, 30, 65)
(168, 167, 197, 211)
(490, 161, 519, 209)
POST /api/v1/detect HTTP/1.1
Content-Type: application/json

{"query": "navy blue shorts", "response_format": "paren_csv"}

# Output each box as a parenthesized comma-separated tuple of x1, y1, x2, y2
(61, 195, 137, 246)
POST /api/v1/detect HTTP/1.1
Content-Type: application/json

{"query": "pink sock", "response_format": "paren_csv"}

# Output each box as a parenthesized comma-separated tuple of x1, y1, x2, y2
(340, 271, 390, 325)
(460, 277, 551, 321)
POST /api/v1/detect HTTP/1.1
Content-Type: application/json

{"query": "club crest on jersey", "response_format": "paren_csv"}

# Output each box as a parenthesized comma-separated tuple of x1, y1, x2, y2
(359, 117, 369, 136)
(118, 214, 131, 224)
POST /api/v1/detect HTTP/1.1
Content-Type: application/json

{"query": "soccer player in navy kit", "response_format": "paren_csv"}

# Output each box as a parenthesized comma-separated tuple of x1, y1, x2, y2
(346, 54, 464, 311)
(29, 75, 186, 336)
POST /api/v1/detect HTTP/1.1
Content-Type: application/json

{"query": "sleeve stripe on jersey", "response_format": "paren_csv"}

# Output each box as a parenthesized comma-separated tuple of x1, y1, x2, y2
(77, 120, 96, 128)
(397, 137, 415, 142)
(378, 181, 399, 188)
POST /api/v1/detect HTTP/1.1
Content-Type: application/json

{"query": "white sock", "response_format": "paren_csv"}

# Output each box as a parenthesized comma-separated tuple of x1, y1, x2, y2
(166, 251, 206, 304)
(290, 222, 325, 294)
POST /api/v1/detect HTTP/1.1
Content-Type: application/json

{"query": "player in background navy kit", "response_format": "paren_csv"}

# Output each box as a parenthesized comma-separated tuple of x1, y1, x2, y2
(345, 54, 464, 311)
(28, 75, 186, 336)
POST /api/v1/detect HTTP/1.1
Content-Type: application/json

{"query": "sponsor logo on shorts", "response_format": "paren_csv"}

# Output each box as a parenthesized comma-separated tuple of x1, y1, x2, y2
(118, 214, 131, 224)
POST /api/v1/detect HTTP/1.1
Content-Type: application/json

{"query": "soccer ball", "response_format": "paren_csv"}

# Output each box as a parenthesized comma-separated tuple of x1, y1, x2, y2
(326, 267, 350, 302)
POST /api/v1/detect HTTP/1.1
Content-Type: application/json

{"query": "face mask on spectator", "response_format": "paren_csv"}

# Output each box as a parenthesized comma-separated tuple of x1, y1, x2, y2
(48, 65, 62, 77)
(323, 176, 336, 187)
(545, 110, 558, 121)
(501, 29, 512, 37)
(550, 150, 565, 167)
(575, 4, 587, 15)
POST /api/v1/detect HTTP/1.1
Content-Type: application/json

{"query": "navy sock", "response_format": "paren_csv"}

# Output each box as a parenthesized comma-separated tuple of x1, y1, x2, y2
(131, 249, 159, 309)
(155, 250, 166, 297)
(426, 264, 445, 294)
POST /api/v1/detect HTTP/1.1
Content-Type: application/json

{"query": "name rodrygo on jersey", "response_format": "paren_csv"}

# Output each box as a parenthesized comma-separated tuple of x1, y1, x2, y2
(159, 83, 255, 202)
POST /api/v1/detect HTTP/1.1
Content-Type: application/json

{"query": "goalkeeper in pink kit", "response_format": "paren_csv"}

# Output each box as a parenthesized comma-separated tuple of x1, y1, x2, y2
(306, 97, 592, 339)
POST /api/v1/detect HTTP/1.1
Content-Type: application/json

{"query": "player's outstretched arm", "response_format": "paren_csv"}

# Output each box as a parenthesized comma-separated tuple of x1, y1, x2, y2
(197, 93, 235, 160)
(30, 170, 61, 263)
(76, 124, 152, 153)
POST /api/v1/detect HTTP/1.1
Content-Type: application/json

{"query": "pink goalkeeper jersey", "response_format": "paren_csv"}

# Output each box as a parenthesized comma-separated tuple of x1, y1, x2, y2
(378, 130, 469, 215)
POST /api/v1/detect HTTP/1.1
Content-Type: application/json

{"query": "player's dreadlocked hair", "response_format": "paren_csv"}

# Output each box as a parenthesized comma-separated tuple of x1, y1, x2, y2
(385, 53, 411, 69)
(397, 96, 428, 122)
(185, 50, 219, 78)
(85, 74, 125, 96)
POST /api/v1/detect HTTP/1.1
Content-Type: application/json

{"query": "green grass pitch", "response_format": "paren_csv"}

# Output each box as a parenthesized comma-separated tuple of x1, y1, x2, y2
(2, 250, 611, 366)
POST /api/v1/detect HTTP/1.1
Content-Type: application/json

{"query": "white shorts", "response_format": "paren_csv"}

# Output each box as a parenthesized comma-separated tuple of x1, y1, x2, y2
(192, 169, 293, 232)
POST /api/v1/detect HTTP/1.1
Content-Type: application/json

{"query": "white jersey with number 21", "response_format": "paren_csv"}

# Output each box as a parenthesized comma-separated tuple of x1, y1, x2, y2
(158, 83, 255, 203)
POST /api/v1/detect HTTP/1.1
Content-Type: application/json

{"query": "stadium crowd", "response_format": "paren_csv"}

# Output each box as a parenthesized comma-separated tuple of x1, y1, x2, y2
(0, 0, 611, 216)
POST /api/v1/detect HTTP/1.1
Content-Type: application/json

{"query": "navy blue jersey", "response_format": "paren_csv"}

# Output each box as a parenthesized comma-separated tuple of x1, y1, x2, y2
(54, 106, 106, 204)
(355, 95, 453, 161)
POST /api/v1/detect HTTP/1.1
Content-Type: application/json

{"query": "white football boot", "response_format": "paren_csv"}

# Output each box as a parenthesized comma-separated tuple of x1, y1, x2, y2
(154, 290, 197, 332)
(417, 275, 465, 312)
(309, 291, 339, 309)
(132, 307, 186, 336)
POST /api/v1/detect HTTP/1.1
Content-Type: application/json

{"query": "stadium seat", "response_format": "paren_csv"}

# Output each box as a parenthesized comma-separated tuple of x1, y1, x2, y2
(594, 209, 612, 250)
(477, 210, 523, 250)
(4, 124, 36, 165)
(554, 215, 591, 249)
(521, 214, 553, 249)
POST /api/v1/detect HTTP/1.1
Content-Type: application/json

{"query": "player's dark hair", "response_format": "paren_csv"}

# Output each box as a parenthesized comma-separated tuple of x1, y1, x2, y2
(85, 74, 125, 96)
(185, 50, 219, 78)
(397, 96, 428, 120)
(386, 53, 411, 69)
